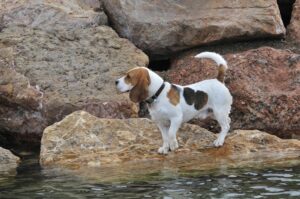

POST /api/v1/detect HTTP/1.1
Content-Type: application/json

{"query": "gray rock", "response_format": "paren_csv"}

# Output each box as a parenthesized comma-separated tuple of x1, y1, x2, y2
(0, 147, 19, 172)
(0, 25, 148, 146)
(103, 0, 285, 59)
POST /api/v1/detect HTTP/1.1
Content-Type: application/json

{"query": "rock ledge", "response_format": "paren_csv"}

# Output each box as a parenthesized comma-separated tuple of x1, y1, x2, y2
(40, 111, 300, 181)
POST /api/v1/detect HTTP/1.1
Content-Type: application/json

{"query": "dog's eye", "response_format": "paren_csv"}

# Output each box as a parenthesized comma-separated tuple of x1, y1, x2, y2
(126, 74, 131, 79)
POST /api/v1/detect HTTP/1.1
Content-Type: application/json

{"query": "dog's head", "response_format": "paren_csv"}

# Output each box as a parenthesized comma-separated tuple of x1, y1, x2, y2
(115, 67, 150, 103)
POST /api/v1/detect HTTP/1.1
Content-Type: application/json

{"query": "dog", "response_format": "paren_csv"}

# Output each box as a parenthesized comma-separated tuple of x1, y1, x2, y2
(116, 52, 232, 154)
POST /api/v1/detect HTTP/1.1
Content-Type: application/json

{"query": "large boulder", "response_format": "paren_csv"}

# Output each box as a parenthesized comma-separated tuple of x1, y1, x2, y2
(102, 0, 285, 59)
(162, 47, 300, 138)
(0, 25, 148, 146)
(287, 0, 300, 44)
(40, 111, 300, 182)
(0, 147, 20, 173)
(0, 0, 148, 148)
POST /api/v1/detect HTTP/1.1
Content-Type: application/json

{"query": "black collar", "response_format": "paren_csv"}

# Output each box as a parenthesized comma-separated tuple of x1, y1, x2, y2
(145, 82, 165, 104)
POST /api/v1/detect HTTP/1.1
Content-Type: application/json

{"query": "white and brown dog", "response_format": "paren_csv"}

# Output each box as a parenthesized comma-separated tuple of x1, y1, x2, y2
(116, 52, 232, 154)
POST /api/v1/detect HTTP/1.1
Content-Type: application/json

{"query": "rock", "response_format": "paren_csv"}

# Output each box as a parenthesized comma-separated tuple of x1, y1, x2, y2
(287, 0, 300, 43)
(277, 0, 296, 27)
(0, 147, 20, 172)
(0, 25, 148, 147)
(162, 47, 300, 138)
(40, 111, 300, 182)
(102, 0, 285, 59)
(0, 0, 147, 147)
(0, 65, 47, 145)
(0, 0, 108, 31)
(76, 0, 103, 11)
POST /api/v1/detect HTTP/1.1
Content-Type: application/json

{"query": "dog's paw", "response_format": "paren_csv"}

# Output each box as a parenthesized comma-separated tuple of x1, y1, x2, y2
(213, 137, 225, 147)
(169, 139, 179, 151)
(158, 146, 169, 154)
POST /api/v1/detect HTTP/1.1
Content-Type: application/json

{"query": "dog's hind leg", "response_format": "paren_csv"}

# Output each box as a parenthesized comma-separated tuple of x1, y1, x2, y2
(197, 110, 208, 120)
(197, 108, 213, 120)
(213, 110, 231, 147)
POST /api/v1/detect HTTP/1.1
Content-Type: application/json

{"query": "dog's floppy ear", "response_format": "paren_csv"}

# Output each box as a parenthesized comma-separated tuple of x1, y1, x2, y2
(129, 68, 150, 103)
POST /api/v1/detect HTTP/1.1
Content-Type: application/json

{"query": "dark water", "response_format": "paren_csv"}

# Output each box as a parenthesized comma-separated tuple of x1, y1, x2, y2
(0, 155, 300, 199)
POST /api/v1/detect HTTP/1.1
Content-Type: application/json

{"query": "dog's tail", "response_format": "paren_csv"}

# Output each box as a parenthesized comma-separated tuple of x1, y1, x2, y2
(194, 52, 227, 83)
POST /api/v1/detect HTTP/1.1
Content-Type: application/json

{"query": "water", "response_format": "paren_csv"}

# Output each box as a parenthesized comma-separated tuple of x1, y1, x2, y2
(0, 155, 300, 199)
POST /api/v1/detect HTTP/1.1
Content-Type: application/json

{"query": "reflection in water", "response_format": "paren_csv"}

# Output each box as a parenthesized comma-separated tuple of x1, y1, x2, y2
(0, 155, 299, 198)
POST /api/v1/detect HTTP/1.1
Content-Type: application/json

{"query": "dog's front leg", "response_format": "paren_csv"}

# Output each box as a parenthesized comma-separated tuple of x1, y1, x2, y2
(157, 123, 170, 154)
(168, 116, 182, 151)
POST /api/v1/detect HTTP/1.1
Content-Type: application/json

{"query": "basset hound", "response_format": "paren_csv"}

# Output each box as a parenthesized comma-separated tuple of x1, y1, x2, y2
(116, 52, 233, 154)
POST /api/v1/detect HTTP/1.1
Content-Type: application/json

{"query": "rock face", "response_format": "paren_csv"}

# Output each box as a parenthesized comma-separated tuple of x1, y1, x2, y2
(162, 47, 300, 138)
(0, 0, 107, 30)
(40, 111, 300, 181)
(288, 0, 300, 43)
(102, 0, 285, 59)
(0, 1, 148, 147)
(0, 65, 46, 144)
(0, 147, 20, 172)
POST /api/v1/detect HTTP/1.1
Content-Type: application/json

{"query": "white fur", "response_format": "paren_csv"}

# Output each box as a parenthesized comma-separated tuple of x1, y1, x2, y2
(195, 52, 228, 68)
(116, 52, 232, 154)
(116, 76, 133, 92)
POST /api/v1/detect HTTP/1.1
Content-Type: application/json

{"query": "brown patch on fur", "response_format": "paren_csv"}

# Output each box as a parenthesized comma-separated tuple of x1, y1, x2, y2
(167, 84, 180, 106)
(183, 87, 194, 106)
(126, 68, 150, 103)
(183, 87, 208, 110)
(194, 91, 208, 110)
(217, 64, 226, 83)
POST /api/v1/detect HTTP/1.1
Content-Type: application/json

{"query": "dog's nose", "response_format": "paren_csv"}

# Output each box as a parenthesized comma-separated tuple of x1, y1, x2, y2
(115, 80, 119, 85)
